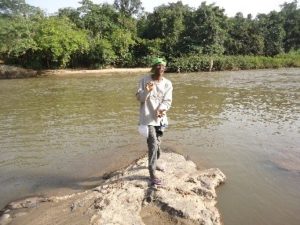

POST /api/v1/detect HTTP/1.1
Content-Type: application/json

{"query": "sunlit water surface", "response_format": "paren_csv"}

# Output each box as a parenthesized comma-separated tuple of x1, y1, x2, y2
(0, 69, 299, 225)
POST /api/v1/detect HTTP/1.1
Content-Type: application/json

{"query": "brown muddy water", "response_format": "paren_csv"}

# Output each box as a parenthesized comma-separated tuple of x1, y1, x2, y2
(0, 68, 299, 225)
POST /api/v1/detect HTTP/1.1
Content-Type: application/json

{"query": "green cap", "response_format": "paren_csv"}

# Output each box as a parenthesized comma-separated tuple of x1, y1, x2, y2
(152, 57, 167, 66)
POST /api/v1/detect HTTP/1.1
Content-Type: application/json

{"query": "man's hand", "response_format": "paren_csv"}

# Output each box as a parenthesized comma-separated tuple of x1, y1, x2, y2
(146, 81, 154, 92)
(156, 109, 166, 118)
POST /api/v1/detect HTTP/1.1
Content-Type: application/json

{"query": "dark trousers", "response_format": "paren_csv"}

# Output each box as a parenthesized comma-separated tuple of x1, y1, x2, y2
(147, 125, 162, 179)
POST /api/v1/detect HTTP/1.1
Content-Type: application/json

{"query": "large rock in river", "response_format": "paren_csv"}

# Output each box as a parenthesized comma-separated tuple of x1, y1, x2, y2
(0, 65, 38, 79)
(0, 152, 226, 225)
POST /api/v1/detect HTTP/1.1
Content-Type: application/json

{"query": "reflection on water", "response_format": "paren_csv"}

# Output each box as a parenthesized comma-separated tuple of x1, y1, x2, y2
(0, 69, 299, 225)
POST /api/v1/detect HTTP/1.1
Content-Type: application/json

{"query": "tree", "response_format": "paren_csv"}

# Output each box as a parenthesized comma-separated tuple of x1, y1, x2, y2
(132, 37, 164, 66)
(258, 11, 285, 56)
(85, 37, 116, 68)
(110, 28, 135, 66)
(0, 0, 43, 18)
(183, 2, 227, 55)
(76, 1, 120, 38)
(34, 17, 89, 68)
(138, 1, 191, 57)
(140, 2, 190, 39)
(113, 0, 143, 17)
(0, 16, 38, 61)
(224, 13, 264, 55)
(280, 0, 300, 51)
(0, 16, 89, 68)
(58, 7, 82, 28)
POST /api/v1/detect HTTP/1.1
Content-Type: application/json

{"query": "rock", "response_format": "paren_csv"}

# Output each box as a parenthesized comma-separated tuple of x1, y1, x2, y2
(0, 213, 12, 225)
(13, 212, 28, 218)
(6, 197, 50, 210)
(2, 152, 226, 225)
(86, 152, 226, 225)
(0, 65, 38, 79)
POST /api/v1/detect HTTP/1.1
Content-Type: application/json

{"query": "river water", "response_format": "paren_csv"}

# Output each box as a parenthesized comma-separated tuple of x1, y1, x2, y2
(0, 68, 299, 225)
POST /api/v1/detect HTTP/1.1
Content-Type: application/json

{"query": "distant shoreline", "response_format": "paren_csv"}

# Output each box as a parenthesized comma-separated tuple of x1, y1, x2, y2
(0, 65, 152, 79)
(42, 67, 152, 76)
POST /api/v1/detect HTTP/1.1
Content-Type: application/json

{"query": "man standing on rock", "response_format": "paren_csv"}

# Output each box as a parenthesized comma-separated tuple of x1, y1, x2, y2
(136, 58, 173, 186)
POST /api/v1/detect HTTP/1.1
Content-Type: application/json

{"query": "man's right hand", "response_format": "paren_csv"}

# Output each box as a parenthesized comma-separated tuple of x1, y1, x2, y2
(146, 81, 154, 92)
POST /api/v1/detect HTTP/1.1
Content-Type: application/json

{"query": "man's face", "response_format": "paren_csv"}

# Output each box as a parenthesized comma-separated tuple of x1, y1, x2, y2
(154, 64, 166, 76)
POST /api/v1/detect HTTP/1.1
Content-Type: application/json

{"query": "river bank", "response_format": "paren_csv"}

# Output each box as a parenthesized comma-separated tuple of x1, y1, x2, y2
(0, 65, 151, 79)
(1, 55, 300, 79)
(0, 152, 226, 225)
(41, 67, 152, 76)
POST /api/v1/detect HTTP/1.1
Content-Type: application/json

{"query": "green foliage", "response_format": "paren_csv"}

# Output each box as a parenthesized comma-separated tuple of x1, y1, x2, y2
(280, 0, 300, 52)
(143, 2, 189, 39)
(0, 0, 43, 18)
(0, 0, 299, 70)
(0, 17, 37, 57)
(58, 7, 83, 28)
(73, 37, 117, 68)
(110, 28, 135, 66)
(225, 13, 264, 55)
(0, 16, 89, 68)
(184, 2, 227, 55)
(257, 11, 285, 56)
(132, 38, 164, 66)
(167, 55, 211, 72)
(275, 50, 300, 67)
(77, 2, 120, 38)
(168, 53, 300, 72)
(139, 1, 192, 58)
(34, 17, 89, 68)
(0, 0, 44, 61)
(113, 0, 143, 17)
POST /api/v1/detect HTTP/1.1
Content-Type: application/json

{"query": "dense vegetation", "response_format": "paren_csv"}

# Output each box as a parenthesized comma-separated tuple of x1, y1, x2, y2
(0, 0, 299, 71)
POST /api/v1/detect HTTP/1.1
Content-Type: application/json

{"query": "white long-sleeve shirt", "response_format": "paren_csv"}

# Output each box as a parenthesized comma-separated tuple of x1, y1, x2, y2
(136, 75, 173, 126)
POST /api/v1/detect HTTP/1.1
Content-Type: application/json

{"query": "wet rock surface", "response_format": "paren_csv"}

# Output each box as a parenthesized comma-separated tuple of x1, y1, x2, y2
(0, 65, 38, 79)
(0, 153, 226, 225)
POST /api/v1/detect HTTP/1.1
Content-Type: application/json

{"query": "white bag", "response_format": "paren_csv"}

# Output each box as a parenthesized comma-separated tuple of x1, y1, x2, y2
(138, 125, 149, 138)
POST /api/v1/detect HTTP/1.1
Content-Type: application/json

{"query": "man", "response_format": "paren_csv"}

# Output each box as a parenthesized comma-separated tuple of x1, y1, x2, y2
(136, 58, 173, 185)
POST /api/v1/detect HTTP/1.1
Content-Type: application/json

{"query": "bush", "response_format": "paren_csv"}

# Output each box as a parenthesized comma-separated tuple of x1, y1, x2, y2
(167, 53, 300, 72)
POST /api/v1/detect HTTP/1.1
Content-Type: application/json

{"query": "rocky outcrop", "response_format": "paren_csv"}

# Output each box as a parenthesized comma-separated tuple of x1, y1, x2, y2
(0, 153, 226, 225)
(0, 65, 38, 79)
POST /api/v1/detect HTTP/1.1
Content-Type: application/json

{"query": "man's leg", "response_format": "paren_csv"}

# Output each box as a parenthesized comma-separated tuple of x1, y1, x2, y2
(147, 126, 158, 179)
(154, 126, 163, 159)
(157, 132, 161, 159)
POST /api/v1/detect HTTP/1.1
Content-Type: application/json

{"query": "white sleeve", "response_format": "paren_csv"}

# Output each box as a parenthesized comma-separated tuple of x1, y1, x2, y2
(158, 81, 173, 111)
(136, 77, 150, 102)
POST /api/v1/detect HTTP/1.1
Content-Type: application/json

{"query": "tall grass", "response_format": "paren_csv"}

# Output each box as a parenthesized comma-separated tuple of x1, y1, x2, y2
(167, 52, 300, 73)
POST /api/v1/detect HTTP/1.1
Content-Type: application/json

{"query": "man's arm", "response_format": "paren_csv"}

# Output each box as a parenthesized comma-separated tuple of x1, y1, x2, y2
(136, 78, 151, 102)
(157, 82, 173, 112)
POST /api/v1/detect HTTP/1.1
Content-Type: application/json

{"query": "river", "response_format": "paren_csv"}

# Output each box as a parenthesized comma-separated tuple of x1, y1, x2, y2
(0, 68, 299, 225)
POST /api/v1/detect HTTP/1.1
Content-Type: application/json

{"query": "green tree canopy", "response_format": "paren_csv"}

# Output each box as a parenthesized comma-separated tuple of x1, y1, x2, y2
(1, 0, 299, 69)
(113, 0, 143, 17)
(183, 2, 227, 55)
(224, 13, 264, 55)
(34, 17, 89, 68)
(0, 0, 43, 18)
(258, 11, 285, 56)
(280, 0, 300, 51)
(0, 16, 37, 58)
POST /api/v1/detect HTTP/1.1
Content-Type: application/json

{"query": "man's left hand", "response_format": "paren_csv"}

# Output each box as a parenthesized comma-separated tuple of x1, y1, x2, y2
(156, 109, 166, 118)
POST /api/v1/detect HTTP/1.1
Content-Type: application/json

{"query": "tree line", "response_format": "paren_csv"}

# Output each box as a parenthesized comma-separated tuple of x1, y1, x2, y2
(0, 0, 299, 70)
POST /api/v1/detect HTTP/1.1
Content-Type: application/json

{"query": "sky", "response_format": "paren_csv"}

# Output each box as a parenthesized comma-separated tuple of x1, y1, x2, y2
(26, 0, 290, 17)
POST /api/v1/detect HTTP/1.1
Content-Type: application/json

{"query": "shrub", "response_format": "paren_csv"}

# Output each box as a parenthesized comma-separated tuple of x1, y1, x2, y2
(167, 53, 300, 73)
